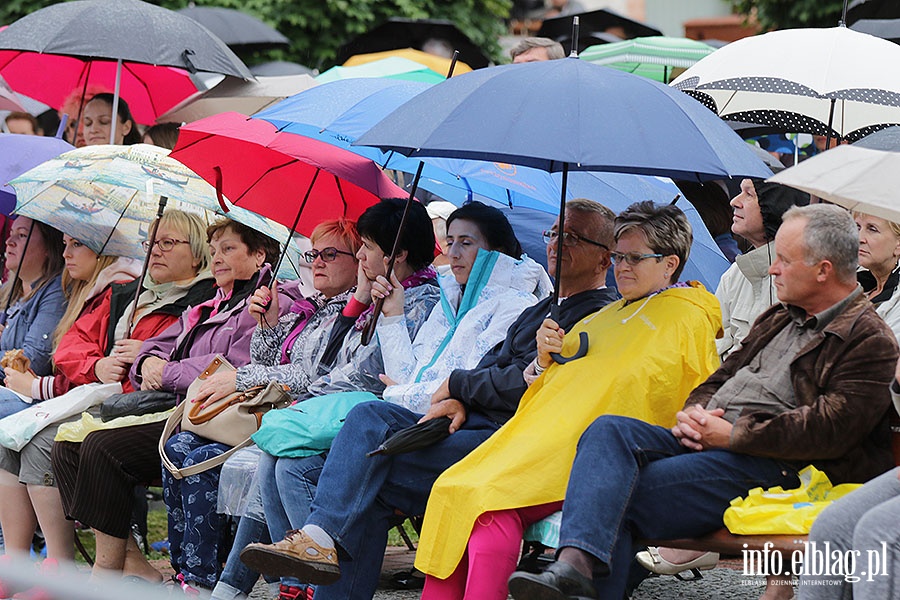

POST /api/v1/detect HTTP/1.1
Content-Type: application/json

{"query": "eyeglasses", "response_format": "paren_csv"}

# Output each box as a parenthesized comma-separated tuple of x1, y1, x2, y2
(541, 230, 608, 250)
(304, 247, 355, 263)
(142, 238, 190, 252)
(609, 252, 664, 266)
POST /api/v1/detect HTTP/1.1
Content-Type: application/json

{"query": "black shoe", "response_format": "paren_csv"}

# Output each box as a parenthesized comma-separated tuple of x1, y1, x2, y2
(508, 561, 599, 600)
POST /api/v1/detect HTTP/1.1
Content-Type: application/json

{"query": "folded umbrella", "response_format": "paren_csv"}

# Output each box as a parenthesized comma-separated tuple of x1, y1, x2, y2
(367, 417, 452, 457)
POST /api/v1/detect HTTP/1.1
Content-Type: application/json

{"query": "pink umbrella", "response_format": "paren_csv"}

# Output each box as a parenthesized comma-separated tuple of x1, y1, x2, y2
(170, 111, 406, 238)
(0, 73, 24, 112)
(0, 51, 196, 125)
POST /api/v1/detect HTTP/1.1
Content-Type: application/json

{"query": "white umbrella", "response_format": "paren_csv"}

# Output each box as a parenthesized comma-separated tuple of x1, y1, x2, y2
(768, 144, 900, 222)
(672, 26, 900, 141)
(157, 74, 317, 124)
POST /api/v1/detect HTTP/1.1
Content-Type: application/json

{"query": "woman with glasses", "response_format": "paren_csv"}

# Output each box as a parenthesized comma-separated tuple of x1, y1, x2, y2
(50, 219, 284, 590)
(204, 199, 441, 600)
(0, 211, 212, 578)
(413, 201, 722, 600)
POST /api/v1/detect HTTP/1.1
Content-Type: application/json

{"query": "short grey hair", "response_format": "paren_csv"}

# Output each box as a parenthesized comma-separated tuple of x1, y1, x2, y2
(614, 201, 692, 283)
(509, 37, 565, 61)
(566, 198, 615, 250)
(782, 204, 858, 283)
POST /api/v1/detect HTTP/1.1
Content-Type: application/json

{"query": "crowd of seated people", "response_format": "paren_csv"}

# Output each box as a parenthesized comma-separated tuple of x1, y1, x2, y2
(3, 92, 900, 600)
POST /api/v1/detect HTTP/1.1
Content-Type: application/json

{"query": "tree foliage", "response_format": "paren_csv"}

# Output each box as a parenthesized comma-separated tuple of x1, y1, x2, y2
(0, 0, 511, 70)
(731, 0, 846, 31)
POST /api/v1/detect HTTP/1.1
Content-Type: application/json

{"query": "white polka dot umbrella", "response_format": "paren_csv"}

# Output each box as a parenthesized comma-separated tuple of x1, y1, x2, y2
(672, 26, 900, 142)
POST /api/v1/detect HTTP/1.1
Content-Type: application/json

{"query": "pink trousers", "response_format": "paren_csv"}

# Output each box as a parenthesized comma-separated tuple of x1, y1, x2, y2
(421, 501, 564, 600)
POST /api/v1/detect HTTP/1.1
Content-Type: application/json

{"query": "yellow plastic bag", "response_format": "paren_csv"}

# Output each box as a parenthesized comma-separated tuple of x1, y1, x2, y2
(723, 465, 860, 535)
(54, 408, 174, 443)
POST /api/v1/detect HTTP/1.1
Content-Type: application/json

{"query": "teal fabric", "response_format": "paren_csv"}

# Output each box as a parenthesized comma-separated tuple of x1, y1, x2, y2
(251, 391, 381, 458)
(413, 249, 499, 383)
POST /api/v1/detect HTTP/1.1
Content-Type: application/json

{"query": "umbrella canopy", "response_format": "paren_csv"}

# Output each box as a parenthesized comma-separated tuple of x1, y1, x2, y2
(9, 143, 308, 277)
(0, 74, 23, 112)
(157, 75, 317, 124)
(671, 26, 900, 142)
(0, 0, 252, 126)
(848, 0, 900, 24)
(343, 48, 472, 76)
(0, 0, 252, 78)
(855, 124, 900, 150)
(356, 58, 770, 181)
(177, 6, 290, 52)
(338, 18, 490, 70)
(850, 18, 900, 43)
(0, 55, 197, 126)
(769, 144, 900, 223)
(258, 77, 731, 287)
(315, 57, 446, 84)
(0, 134, 74, 215)
(250, 61, 315, 77)
(580, 36, 715, 83)
(538, 8, 662, 46)
(170, 112, 406, 236)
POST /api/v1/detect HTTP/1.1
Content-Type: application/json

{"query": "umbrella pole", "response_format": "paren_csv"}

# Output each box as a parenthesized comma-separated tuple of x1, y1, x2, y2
(446, 50, 459, 78)
(824, 98, 837, 154)
(550, 163, 588, 364)
(569, 16, 580, 57)
(127, 196, 168, 336)
(0, 219, 35, 326)
(110, 59, 123, 145)
(361, 162, 425, 346)
(269, 169, 322, 289)
(840, 0, 849, 26)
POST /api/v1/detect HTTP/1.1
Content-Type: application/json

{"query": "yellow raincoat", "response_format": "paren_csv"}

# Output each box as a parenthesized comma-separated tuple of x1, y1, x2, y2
(415, 283, 722, 578)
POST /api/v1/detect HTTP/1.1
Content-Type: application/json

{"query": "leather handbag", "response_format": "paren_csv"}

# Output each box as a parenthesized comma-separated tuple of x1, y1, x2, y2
(159, 355, 291, 479)
(100, 389, 177, 422)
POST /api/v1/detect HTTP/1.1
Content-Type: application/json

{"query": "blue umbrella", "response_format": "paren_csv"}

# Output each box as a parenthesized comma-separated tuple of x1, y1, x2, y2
(256, 77, 730, 288)
(356, 58, 765, 360)
(0, 134, 74, 215)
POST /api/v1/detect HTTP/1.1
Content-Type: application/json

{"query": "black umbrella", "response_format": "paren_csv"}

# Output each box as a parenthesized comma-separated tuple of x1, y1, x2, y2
(848, 0, 900, 25)
(850, 18, 900, 43)
(537, 9, 662, 44)
(0, 0, 252, 79)
(337, 18, 491, 70)
(367, 417, 452, 457)
(178, 6, 290, 53)
(0, 0, 252, 143)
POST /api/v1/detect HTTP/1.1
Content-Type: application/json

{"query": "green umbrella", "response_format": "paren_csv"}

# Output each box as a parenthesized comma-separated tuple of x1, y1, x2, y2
(580, 36, 716, 83)
(315, 56, 445, 84)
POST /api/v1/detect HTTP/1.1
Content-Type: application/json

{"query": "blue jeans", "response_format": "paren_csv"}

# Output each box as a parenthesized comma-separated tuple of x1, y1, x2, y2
(304, 401, 500, 600)
(259, 450, 325, 590)
(557, 415, 800, 600)
(0, 387, 32, 419)
(162, 431, 229, 589)
(212, 514, 272, 599)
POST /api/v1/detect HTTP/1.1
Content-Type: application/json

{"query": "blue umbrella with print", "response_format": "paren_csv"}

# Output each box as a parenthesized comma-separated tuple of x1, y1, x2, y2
(356, 57, 769, 361)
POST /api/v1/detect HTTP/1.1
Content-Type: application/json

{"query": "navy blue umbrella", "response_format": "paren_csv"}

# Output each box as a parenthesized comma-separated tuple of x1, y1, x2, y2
(356, 57, 769, 362)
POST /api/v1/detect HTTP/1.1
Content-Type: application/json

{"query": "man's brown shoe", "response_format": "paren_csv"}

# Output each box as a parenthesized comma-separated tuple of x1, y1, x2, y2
(240, 530, 340, 585)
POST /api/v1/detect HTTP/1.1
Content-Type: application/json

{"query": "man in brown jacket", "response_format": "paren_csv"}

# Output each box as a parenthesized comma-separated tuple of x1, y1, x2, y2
(508, 204, 900, 600)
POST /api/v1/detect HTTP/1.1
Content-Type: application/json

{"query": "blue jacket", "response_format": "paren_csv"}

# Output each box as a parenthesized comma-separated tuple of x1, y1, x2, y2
(1, 274, 66, 377)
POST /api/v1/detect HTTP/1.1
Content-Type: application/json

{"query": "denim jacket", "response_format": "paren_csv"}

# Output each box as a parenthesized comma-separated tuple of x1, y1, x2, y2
(1, 274, 66, 378)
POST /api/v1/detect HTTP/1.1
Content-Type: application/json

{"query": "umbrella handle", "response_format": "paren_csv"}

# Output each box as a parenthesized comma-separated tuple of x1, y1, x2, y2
(550, 331, 589, 364)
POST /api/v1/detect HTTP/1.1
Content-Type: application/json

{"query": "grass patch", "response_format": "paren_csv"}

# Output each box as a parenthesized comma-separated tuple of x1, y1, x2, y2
(387, 519, 419, 547)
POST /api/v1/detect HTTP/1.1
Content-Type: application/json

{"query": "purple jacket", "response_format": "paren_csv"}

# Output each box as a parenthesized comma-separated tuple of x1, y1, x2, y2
(129, 275, 300, 398)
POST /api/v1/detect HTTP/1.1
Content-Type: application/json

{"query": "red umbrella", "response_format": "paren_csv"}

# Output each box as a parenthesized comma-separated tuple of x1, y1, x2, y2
(170, 112, 406, 237)
(0, 51, 196, 125)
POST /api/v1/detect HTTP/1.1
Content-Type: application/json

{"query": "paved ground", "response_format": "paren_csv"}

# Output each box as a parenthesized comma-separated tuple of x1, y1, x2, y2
(244, 549, 787, 599)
